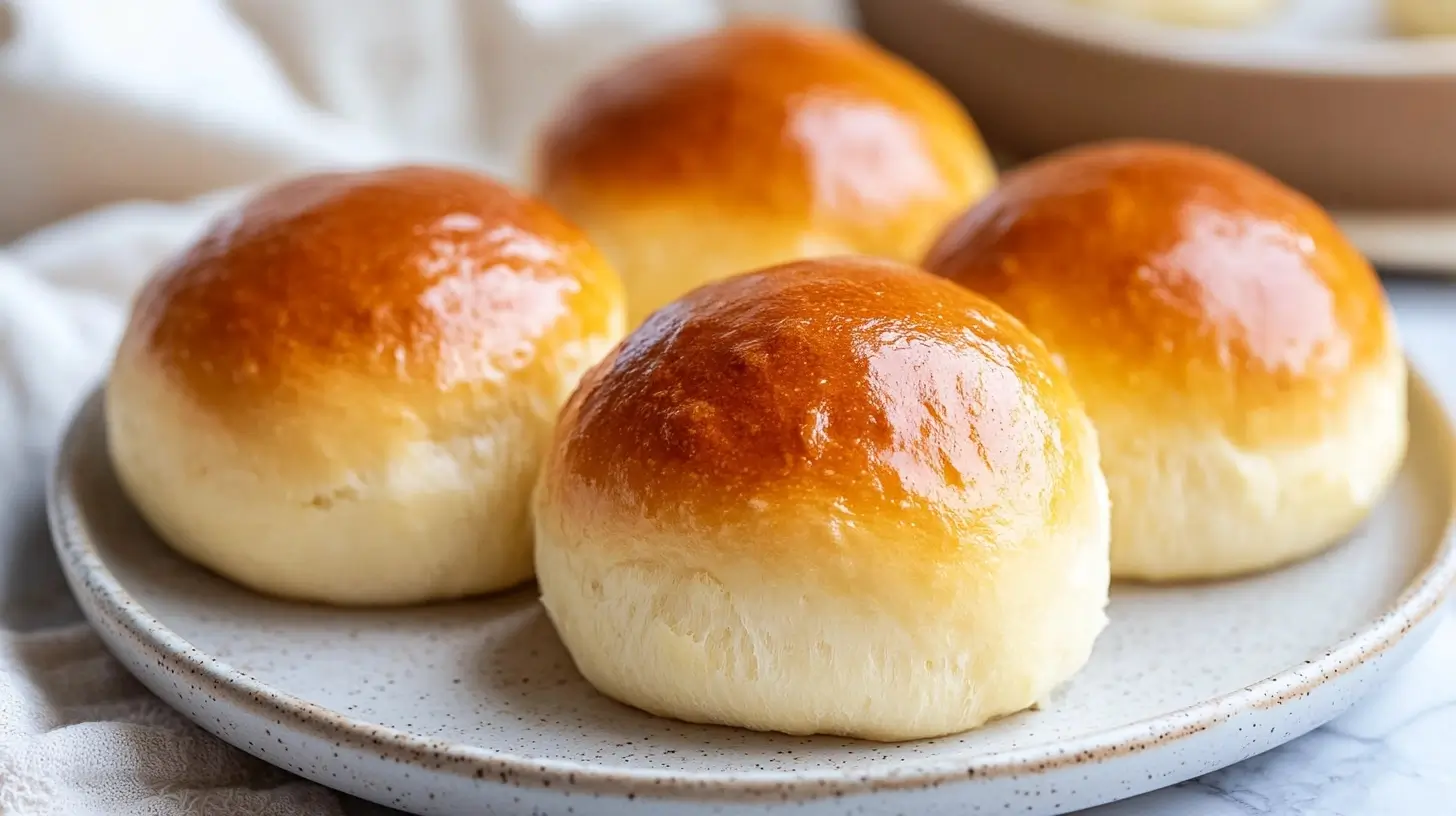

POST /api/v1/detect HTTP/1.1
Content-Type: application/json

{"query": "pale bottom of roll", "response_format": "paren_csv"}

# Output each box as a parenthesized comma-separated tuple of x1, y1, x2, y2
(108, 378, 534, 605)
(1105, 355, 1409, 582)
(536, 506, 1110, 742)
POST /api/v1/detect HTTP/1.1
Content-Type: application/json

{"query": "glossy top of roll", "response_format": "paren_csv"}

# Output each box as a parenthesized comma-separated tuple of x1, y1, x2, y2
(534, 24, 994, 222)
(546, 256, 1089, 538)
(923, 140, 1395, 442)
(126, 166, 622, 412)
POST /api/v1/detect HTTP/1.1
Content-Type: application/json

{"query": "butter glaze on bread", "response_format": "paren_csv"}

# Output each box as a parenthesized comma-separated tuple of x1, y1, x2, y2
(925, 141, 1407, 581)
(107, 166, 626, 605)
(534, 257, 1110, 740)
(534, 24, 997, 324)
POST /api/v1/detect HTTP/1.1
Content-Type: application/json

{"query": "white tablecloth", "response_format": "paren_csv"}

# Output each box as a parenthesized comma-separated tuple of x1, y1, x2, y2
(0, 2, 1450, 814)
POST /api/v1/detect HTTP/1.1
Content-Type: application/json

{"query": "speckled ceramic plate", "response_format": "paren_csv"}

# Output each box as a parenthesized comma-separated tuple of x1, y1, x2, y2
(50, 371, 1456, 816)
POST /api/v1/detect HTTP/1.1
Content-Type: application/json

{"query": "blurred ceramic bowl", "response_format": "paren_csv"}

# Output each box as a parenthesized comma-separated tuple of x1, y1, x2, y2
(855, 0, 1456, 272)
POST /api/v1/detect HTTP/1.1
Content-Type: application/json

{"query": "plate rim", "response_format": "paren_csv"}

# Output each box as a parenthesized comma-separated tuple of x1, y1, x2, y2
(1333, 211, 1456, 276)
(48, 368, 1456, 803)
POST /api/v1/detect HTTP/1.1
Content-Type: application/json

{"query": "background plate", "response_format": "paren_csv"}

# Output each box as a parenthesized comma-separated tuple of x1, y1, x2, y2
(856, 0, 1456, 276)
(49, 376, 1456, 816)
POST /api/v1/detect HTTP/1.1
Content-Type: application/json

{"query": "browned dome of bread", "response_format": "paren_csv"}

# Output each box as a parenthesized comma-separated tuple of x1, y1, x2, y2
(534, 24, 998, 323)
(536, 24, 989, 217)
(130, 165, 622, 416)
(546, 256, 1088, 536)
(924, 140, 1395, 447)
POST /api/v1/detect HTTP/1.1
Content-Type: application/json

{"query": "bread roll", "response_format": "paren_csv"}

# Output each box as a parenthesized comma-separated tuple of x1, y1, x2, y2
(924, 141, 1407, 582)
(1388, 0, 1456, 36)
(1070, 0, 1281, 28)
(534, 24, 997, 325)
(533, 257, 1110, 741)
(107, 166, 626, 605)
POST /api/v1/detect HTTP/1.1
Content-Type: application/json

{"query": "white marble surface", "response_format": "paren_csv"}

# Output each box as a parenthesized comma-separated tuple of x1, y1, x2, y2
(1085, 278, 1456, 816)
(1090, 621, 1456, 815)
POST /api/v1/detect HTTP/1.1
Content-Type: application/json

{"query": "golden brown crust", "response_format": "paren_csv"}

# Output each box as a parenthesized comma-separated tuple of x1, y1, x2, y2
(124, 166, 623, 414)
(923, 140, 1396, 444)
(534, 24, 995, 241)
(545, 257, 1089, 541)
